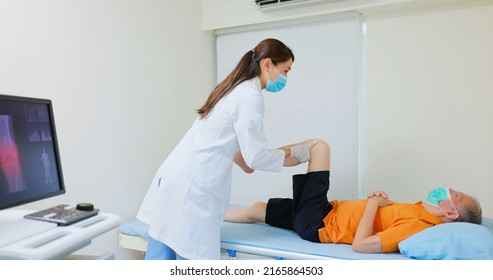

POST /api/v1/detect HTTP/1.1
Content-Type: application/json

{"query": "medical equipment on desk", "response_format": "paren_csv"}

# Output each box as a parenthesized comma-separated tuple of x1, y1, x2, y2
(0, 94, 120, 259)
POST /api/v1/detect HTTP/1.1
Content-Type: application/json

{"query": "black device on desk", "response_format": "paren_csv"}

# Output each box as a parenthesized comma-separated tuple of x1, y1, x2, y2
(24, 203, 99, 226)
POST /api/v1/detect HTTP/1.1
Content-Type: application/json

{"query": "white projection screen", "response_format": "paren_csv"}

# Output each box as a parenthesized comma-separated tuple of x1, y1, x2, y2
(216, 12, 365, 205)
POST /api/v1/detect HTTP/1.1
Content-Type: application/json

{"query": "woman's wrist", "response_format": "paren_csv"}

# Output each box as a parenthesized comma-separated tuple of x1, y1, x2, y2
(283, 147, 291, 158)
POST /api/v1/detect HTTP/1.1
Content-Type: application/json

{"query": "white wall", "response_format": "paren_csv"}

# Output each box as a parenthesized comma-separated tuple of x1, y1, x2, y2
(365, 1, 493, 217)
(0, 0, 215, 259)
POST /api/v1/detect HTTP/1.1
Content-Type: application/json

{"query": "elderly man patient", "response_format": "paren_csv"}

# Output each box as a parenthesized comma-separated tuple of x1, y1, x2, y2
(225, 139, 482, 253)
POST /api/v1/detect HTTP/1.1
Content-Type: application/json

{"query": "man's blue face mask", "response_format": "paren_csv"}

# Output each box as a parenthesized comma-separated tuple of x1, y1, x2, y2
(426, 187, 459, 214)
(265, 65, 287, 93)
(426, 187, 451, 206)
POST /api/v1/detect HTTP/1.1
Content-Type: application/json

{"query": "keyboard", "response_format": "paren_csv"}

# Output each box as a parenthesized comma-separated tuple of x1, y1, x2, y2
(24, 204, 99, 226)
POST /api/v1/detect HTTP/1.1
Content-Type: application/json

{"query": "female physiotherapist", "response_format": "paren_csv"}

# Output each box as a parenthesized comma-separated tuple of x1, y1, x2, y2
(137, 38, 317, 260)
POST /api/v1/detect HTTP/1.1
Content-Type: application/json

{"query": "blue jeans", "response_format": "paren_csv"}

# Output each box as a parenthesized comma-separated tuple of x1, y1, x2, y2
(145, 237, 188, 260)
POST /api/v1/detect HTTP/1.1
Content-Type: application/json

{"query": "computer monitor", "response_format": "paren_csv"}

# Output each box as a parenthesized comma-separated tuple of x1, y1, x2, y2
(0, 94, 65, 210)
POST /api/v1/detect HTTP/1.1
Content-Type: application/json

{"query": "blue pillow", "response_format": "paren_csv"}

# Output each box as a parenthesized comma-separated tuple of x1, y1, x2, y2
(398, 222, 493, 260)
(482, 217, 493, 234)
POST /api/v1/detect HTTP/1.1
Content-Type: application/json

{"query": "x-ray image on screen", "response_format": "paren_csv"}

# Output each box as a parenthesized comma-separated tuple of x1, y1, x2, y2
(0, 115, 26, 193)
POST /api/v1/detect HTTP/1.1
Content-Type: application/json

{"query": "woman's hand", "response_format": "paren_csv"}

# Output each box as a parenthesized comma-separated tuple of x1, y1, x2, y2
(289, 139, 319, 163)
(234, 151, 255, 174)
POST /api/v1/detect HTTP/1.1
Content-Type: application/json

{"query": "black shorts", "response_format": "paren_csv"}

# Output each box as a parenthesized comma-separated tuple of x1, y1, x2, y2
(265, 171, 332, 243)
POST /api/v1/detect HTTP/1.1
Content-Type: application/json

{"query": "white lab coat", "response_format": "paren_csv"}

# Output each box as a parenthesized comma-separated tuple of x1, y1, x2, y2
(137, 77, 285, 259)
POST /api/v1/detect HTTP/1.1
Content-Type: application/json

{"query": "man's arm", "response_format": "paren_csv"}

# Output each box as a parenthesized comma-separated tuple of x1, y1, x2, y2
(352, 191, 393, 253)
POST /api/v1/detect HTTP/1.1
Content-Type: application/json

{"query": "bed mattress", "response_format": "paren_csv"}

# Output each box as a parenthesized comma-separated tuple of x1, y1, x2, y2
(119, 220, 409, 260)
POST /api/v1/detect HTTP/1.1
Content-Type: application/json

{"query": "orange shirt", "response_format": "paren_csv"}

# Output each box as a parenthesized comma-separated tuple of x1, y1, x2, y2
(318, 200, 444, 252)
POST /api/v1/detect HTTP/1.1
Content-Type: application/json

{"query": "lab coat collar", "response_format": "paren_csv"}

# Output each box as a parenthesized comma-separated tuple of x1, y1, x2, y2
(244, 76, 262, 93)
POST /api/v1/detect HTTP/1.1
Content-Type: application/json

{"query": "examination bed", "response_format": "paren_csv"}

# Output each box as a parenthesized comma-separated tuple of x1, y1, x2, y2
(118, 218, 493, 260)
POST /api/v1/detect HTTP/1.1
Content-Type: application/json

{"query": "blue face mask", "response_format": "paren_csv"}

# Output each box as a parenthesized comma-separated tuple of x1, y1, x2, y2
(265, 66, 287, 93)
(425, 187, 459, 213)
(426, 187, 451, 206)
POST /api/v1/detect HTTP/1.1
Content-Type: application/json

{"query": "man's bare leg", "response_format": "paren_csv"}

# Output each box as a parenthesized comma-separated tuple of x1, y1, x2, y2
(224, 139, 331, 223)
(224, 201, 267, 223)
(307, 139, 330, 172)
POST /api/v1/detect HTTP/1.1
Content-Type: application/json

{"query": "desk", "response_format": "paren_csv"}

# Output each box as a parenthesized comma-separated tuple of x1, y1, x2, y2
(0, 210, 120, 260)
